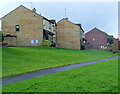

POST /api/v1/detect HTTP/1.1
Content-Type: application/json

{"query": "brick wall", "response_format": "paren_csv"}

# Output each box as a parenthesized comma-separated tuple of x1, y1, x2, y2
(85, 28, 108, 49)
(2, 5, 43, 47)
(56, 19, 81, 50)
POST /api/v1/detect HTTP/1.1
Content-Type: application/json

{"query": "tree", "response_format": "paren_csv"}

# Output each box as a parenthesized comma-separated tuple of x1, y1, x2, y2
(107, 35, 114, 45)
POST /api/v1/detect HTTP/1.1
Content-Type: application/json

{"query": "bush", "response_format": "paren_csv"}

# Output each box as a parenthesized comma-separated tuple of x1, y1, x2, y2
(85, 43, 93, 49)
(103, 44, 118, 53)
(41, 40, 52, 47)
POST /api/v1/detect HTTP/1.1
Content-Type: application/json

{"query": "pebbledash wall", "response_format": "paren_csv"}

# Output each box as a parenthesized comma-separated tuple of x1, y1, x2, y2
(56, 18, 82, 50)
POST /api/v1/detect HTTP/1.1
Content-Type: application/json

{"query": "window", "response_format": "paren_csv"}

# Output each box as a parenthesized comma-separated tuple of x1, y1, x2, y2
(107, 43, 109, 46)
(43, 20, 46, 26)
(16, 25, 20, 31)
(100, 46, 103, 48)
(53, 25, 56, 31)
(93, 38, 95, 41)
(49, 23, 52, 29)
(36, 40, 39, 44)
(31, 40, 34, 44)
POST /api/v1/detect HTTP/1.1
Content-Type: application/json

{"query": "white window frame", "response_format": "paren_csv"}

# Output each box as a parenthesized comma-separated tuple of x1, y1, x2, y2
(31, 40, 34, 44)
(36, 40, 39, 44)
(93, 38, 95, 41)
(101, 46, 103, 48)
(43, 20, 46, 26)
(54, 25, 56, 31)
(49, 23, 52, 29)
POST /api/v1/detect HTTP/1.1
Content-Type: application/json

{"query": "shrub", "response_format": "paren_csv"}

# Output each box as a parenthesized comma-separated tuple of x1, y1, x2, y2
(41, 40, 52, 47)
(102, 47, 107, 50)
(103, 44, 118, 53)
(85, 43, 93, 49)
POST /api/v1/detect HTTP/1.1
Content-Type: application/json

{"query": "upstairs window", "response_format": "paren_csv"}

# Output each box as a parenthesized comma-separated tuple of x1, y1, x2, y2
(16, 25, 20, 31)
(49, 23, 52, 29)
(53, 25, 56, 31)
(93, 38, 95, 41)
(43, 20, 46, 26)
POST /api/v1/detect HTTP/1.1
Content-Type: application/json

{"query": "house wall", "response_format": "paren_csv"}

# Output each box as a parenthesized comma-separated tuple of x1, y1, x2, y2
(85, 28, 108, 49)
(43, 18, 56, 43)
(56, 19, 81, 50)
(4, 37, 17, 46)
(43, 19, 56, 34)
(2, 6, 43, 46)
(81, 31, 85, 38)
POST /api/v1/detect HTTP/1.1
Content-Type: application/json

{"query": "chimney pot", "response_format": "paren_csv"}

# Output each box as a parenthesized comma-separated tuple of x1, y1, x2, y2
(32, 8, 36, 13)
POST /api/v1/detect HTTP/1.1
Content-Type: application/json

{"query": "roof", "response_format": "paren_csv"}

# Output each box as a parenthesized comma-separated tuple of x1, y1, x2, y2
(49, 20, 57, 24)
(85, 27, 108, 36)
(42, 17, 56, 24)
(1, 5, 55, 24)
(57, 18, 82, 29)
(75, 24, 85, 32)
(1, 5, 34, 19)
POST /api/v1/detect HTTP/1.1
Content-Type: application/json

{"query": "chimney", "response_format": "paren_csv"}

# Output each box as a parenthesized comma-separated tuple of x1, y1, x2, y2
(32, 8, 36, 13)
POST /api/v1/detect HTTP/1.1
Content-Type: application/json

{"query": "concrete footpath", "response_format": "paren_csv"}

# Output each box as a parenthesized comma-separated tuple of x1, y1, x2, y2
(1, 56, 120, 86)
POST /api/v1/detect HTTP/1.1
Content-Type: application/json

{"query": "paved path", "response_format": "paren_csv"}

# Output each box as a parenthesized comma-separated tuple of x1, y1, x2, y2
(1, 56, 120, 86)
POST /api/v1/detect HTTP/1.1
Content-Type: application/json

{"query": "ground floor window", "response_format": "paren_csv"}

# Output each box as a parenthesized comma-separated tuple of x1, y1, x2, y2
(35, 40, 39, 44)
(31, 40, 34, 44)
(31, 40, 39, 44)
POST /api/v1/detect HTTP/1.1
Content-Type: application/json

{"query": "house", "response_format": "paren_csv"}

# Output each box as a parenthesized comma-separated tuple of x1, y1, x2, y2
(56, 18, 85, 50)
(75, 24, 86, 49)
(85, 27, 109, 49)
(1, 5, 56, 47)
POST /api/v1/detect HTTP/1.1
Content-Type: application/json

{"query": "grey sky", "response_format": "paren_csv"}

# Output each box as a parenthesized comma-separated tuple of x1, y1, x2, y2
(0, 2, 118, 38)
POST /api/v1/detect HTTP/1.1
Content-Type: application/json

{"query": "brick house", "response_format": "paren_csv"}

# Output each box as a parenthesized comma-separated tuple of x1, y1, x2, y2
(1, 5, 56, 47)
(56, 18, 85, 50)
(85, 27, 109, 49)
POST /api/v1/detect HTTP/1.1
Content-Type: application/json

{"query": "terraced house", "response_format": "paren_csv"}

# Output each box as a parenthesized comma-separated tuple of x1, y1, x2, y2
(1, 5, 56, 47)
(56, 18, 85, 50)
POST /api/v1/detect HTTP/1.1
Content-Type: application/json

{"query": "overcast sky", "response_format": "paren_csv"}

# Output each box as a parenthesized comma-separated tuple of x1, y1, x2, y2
(0, 1, 118, 38)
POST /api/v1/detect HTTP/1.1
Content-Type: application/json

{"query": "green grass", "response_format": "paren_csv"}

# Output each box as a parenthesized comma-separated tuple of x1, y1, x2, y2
(2, 59, 118, 92)
(2, 47, 118, 78)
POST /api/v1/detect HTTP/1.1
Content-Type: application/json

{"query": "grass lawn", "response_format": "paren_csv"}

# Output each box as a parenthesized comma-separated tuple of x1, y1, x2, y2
(2, 59, 118, 92)
(2, 47, 118, 78)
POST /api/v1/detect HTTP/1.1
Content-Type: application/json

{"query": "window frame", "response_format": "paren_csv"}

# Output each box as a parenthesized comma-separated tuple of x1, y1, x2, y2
(49, 23, 52, 29)
(92, 38, 95, 41)
(43, 20, 46, 26)
(15, 25, 20, 31)
(31, 40, 34, 44)
(35, 40, 39, 44)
